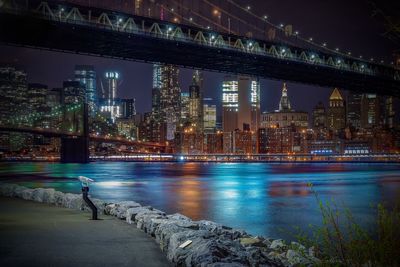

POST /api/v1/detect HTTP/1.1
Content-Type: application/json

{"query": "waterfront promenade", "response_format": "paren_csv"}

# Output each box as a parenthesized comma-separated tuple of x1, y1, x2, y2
(0, 197, 171, 267)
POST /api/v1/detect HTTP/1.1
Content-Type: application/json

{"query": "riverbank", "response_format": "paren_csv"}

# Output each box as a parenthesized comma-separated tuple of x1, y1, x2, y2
(0, 183, 321, 267)
(0, 197, 171, 267)
(2, 158, 400, 164)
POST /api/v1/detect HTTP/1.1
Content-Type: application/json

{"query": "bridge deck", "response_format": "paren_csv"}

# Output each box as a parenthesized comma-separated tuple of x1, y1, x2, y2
(0, 0, 399, 95)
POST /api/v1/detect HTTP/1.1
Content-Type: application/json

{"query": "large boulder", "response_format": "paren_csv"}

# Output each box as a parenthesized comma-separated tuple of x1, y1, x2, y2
(105, 201, 142, 219)
(125, 206, 161, 224)
(155, 220, 200, 252)
(0, 183, 20, 197)
(167, 230, 248, 267)
(136, 210, 167, 231)
(285, 249, 314, 266)
(53, 191, 67, 206)
(270, 239, 287, 252)
(61, 193, 83, 210)
(21, 188, 35, 200)
(245, 246, 282, 267)
(13, 185, 29, 198)
(31, 188, 56, 203)
(198, 220, 248, 240)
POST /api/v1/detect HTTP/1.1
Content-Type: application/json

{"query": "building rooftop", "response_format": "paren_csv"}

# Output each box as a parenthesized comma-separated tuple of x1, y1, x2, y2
(329, 88, 343, 100)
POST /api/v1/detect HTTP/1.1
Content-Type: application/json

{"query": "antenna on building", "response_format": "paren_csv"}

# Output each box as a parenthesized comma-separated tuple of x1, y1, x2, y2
(100, 80, 105, 98)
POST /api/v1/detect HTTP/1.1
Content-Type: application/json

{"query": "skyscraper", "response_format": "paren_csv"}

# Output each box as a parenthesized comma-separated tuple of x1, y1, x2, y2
(104, 71, 119, 105)
(151, 64, 181, 141)
(203, 100, 217, 132)
(279, 83, 291, 111)
(312, 102, 326, 129)
(0, 65, 28, 124)
(327, 88, 346, 131)
(62, 81, 85, 104)
(74, 65, 97, 111)
(250, 78, 261, 132)
(361, 94, 381, 129)
(120, 98, 136, 119)
(347, 93, 362, 129)
(100, 71, 121, 121)
(28, 83, 48, 113)
(222, 75, 260, 132)
(0, 65, 30, 152)
(189, 72, 203, 131)
(222, 76, 239, 132)
(180, 92, 190, 122)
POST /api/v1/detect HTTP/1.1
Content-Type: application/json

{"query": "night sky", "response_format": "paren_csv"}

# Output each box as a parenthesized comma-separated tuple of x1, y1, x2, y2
(0, 0, 397, 116)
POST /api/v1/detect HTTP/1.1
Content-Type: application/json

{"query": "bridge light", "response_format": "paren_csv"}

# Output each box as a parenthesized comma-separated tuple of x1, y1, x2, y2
(247, 6, 251, 10)
(189, 17, 193, 21)
(309, 37, 313, 41)
(171, 8, 174, 12)
(380, 60, 384, 64)
(167, 27, 172, 32)
(361, 64, 365, 69)
(263, 15, 268, 20)
(294, 31, 299, 35)
(60, 7, 64, 12)
(322, 42, 327, 47)
(311, 54, 316, 59)
(211, 35, 216, 40)
(347, 52, 351, 55)
(337, 59, 342, 64)
(335, 48, 339, 51)
(248, 42, 253, 47)
(359, 55, 363, 59)
(118, 18, 123, 23)
(207, 26, 211, 29)
(281, 48, 286, 53)
(370, 58, 374, 61)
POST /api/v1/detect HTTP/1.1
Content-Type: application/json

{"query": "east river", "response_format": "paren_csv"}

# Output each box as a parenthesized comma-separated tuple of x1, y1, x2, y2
(1, 162, 399, 240)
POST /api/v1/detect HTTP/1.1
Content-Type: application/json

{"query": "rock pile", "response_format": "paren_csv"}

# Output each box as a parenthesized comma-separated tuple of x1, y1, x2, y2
(0, 183, 320, 267)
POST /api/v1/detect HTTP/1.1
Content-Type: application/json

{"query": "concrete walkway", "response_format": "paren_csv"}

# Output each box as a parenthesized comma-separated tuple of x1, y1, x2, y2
(0, 197, 172, 267)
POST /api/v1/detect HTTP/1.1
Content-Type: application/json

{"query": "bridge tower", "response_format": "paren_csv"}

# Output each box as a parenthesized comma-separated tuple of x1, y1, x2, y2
(60, 103, 89, 163)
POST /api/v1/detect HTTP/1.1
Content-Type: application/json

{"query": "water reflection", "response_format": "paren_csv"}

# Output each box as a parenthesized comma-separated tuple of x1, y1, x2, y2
(1, 162, 400, 240)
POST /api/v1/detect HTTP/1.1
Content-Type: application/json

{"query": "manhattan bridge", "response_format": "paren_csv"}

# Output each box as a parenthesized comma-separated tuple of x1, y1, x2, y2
(0, 0, 399, 162)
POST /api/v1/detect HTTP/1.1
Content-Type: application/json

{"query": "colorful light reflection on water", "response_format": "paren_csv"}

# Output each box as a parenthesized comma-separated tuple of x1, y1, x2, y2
(1, 162, 400, 240)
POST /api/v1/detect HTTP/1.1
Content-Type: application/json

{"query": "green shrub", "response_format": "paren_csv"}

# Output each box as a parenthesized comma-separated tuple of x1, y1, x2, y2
(293, 184, 400, 267)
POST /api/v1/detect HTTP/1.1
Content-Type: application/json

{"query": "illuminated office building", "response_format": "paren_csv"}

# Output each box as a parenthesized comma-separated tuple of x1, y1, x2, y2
(188, 72, 203, 131)
(312, 102, 326, 129)
(347, 93, 362, 129)
(74, 65, 97, 111)
(100, 71, 121, 121)
(222, 75, 260, 132)
(327, 88, 346, 131)
(261, 83, 308, 129)
(151, 64, 181, 142)
(361, 94, 381, 129)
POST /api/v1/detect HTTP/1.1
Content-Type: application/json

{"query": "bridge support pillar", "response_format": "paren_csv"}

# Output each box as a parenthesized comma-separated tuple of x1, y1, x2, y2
(60, 136, 89, 163)
(60, 103, 89, 163)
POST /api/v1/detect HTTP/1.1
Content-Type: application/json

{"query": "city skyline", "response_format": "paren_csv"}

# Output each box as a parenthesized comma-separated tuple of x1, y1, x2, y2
(0, 48, 350, 116)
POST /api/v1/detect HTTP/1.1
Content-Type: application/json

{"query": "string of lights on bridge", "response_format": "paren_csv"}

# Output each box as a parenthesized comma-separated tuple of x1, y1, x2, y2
(25, 0, 396, 71)
(6, 103, 82, 125)
(162, 0, 394, 66)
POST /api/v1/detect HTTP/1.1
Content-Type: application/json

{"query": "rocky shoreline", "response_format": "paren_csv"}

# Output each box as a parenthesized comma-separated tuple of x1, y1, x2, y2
(0, 183, 320, 267)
